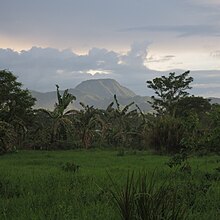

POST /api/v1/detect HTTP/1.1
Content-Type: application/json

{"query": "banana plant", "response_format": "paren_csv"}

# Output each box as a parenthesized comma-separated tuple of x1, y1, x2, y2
(74, 102, 105, 149)
(103, 95, 139, 147)
(38, 85, 77, 144)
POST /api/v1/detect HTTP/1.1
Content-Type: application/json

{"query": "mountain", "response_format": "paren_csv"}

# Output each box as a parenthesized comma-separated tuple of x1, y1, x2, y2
(31, 78, 220, 112)
(74, 78, 136, 98)
(31, 78, 152, 111)
(209, 97, 220, 105)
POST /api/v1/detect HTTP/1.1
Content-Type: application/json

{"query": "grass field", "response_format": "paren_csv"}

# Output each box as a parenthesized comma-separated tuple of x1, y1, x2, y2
(0, 149, 219, 219)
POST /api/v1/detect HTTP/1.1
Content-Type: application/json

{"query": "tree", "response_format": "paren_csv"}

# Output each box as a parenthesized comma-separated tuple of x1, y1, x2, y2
(147, 71, 193, 117)
(175, 96, 211, 118)
(146, 71, 195, 153)
(39, 85, 77, 145)
(0, 70, 36, 149)
(0, 70, 36, 123)
(0, 121, 16, 154)
(201, 104, 220, 153)
(103, 95, 139, 148)
(74, 103, 104, 149)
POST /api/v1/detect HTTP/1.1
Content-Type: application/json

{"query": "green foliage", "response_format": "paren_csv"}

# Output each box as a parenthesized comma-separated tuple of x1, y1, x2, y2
(108, 170, 187, 220)
(102, 95, 142, 148)
(202, 104, 220, 153)
(54, 84, 76, 117)
(148, 115, 185, 153)
(146, 71, 204, 154)
(166, 153, 188, 168)
(0, 150, 219, 219)
(3, 69, 220, 155)
(0, 121, 16, 154)
(175, 96, 211, 118)
(74, 103, 104, 149)
(0, 70, 35, 123)
(0, 70, 36, 151)
(117, 148, 125, 156)
(166, 152, 192, 174)
(61, 161, 80, 172)
(147, 71, 193, 116)
(36, 85, 77, 146)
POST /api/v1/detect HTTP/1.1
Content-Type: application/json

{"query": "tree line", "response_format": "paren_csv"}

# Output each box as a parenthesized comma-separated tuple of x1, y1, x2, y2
(0, 69, 220, 155)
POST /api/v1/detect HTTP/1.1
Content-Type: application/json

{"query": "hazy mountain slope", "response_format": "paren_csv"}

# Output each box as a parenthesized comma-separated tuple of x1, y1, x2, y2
(31, 91, 57, 109)
(32, 79, 151, 111)
(31, 78, 220, 112)
(75, 78, 136, 98)
(209, 97, 220, 104)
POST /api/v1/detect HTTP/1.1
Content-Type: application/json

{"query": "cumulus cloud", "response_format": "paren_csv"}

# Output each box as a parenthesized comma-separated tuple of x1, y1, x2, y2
(120, 42, 149, 67)
(0, 45, 220, 97)
(0, 44, 154, 94)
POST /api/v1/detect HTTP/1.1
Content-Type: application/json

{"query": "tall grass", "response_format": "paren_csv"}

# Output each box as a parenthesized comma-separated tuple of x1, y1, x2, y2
(108, 171, 187, 220)
(0, 150, 219, 219)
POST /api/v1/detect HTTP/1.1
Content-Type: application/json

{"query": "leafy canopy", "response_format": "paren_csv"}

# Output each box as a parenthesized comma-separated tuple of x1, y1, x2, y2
(147, 71, 193, 116)
(0, 69, 36, 123)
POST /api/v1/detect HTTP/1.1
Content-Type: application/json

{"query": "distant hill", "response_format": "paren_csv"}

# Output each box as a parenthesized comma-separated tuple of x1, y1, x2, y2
(75, 78, 136, 98)
(209, 97, 220, 105)
(32, 78, 220, 112)
(31, 78, 152, 112)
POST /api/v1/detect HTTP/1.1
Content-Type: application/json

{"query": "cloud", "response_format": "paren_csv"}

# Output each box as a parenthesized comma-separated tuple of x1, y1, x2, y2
(1, 0, 220, 52)
(192, 83, 220, 89)
(0, 45, 154, 94)
(120, 24, 220, 37)
(192, 0, 220, 6)
(210, 50, 220, 58)
(147, 55, 175, 63)
(1, 45, 220, 97)
(120, 42, 150, 67)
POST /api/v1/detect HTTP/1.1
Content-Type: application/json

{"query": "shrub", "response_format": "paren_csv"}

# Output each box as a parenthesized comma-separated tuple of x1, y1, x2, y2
(148, 116, 185, 153)
(108, 171, 187, 220)
(117, 148, 125, 157)
(61, 162, 80, 173)
(0, 121, 16, 154)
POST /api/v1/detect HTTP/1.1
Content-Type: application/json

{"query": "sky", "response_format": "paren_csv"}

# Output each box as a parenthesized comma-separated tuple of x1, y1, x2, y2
(0, 0, 220, 97)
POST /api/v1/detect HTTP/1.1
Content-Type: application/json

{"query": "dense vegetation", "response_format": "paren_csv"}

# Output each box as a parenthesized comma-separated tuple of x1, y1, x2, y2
(0, 69, 219, 155)
(0, 69, 220, 219)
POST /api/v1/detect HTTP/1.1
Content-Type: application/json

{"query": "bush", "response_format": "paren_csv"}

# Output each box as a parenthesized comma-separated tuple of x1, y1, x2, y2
(0, 121, 16, 154)
(148, 116, 185, 153)
(61, 162, 80, 173)
(108, 171, 187, 220)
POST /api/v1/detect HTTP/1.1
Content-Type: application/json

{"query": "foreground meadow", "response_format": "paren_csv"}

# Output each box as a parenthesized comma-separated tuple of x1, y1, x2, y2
(0, 149, 219, 219)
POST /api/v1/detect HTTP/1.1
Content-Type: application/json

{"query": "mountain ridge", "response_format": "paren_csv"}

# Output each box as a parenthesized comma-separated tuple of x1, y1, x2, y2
(31, 78, 220, 112)
(31, 78, 152, 111)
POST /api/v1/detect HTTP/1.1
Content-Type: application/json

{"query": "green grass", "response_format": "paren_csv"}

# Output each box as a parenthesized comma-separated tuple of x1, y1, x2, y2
(0, 149, 219, 219)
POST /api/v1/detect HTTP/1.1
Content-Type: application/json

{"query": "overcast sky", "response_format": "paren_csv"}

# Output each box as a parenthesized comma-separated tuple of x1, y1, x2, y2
(0, 0, 220, 96)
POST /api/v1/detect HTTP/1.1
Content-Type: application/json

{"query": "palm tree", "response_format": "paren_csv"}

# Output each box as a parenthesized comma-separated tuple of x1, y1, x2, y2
(74, 103, 105, 149)
(39, 85, 77, 146)
(103, 95, 139, 147)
